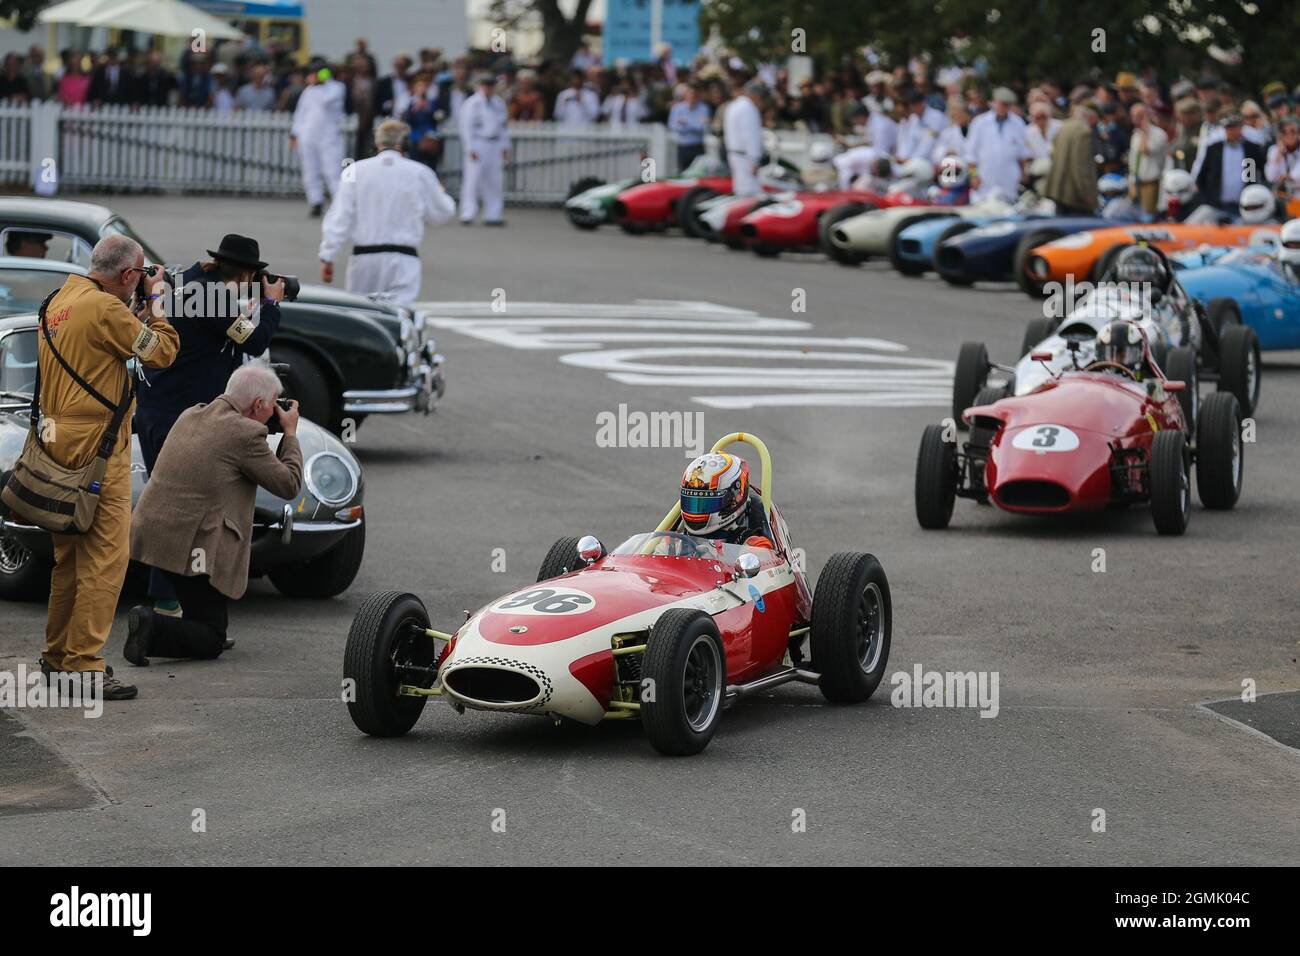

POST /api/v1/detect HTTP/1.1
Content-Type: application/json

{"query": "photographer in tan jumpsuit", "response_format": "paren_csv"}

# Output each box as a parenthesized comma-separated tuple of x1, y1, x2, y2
(39, 234, 178, 700)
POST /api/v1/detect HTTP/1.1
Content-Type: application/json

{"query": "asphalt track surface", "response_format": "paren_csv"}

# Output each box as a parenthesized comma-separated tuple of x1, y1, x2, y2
(2, 197, 1298, 865)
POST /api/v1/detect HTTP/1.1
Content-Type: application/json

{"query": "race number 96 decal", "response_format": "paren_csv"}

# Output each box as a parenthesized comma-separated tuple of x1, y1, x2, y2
(491, 587, 596, 616)
(1011, 424, 1080, 452)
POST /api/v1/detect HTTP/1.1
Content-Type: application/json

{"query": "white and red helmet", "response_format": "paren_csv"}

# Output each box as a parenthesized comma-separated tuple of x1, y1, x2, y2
(680, 453, 750, 535)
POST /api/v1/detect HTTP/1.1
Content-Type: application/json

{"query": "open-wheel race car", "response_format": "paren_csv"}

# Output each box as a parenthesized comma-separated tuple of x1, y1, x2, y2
(916, 322, 1245, 536)
(343, 433, 893, 755)
(950, 244, 1262, 424)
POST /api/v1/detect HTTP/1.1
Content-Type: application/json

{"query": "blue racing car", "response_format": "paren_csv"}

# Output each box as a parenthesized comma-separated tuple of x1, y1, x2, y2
(1174, 246, 1300, 351)
(892, 210, 1027, 276)
(933, 214, 1132, 289)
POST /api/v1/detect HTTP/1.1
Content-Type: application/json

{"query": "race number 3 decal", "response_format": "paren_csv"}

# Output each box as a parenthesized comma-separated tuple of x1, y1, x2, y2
(492, 587, 596, 616)
(1011, 424, 1080, 452)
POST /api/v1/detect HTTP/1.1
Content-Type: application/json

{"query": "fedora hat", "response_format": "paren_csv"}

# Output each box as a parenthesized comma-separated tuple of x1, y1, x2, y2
(207, 234, 267, 269)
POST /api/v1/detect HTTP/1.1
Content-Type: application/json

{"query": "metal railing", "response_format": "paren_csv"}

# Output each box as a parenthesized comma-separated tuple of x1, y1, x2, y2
(0, 102, 669, 203)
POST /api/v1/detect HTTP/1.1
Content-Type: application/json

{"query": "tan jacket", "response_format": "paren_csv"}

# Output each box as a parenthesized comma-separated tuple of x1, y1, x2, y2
(39, 274, 179, 467)
(130, 396, 303, 599)
(1043, 118, 1099, 213)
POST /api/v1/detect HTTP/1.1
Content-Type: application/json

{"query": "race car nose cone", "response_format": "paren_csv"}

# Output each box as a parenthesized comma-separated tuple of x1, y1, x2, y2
(443, 665, 543, 706)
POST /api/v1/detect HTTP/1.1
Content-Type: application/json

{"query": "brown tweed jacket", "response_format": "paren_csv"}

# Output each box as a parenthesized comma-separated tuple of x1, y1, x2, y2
(130, 396, 302, 599)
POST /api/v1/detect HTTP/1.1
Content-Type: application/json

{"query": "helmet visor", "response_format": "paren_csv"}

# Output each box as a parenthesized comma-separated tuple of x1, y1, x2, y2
(681, 488, 727, 516)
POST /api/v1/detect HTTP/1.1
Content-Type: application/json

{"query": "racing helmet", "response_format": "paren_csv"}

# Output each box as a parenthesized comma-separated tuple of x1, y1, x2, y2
(937, 155, 968, 188)
(1110, 244, 1169, 291)
(1278, 217, 1300, 268)
(808, 141, 835, 165)
(680, 453, 750, 536)
(1098, 172, 1128, 201)
(1238, 183, 1274, 224)
(1095, 320, 1146, 373)
(1162, 167, 1196, 205)
(897, 157, 934, 185)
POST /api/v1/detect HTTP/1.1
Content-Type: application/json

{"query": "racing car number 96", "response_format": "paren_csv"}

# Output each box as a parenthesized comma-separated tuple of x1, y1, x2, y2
(1011, 424, 1080, 453)
(492, 588, 596, 616)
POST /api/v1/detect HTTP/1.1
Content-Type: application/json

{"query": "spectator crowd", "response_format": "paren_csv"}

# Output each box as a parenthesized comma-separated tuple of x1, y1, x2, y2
(3, 33, 1300, 215)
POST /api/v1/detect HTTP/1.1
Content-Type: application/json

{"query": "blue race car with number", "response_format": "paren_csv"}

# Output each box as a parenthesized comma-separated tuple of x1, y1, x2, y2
(934, 214, 1138, 291)
(1173, 247, 1300, 351)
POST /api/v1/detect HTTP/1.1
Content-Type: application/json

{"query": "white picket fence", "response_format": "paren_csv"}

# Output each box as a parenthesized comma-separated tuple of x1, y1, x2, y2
(0, 102, 670, 204)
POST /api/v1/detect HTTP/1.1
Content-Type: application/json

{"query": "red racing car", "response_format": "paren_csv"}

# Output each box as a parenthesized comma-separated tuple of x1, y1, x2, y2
(739, 188, 931, 256)
(914, 323, 1244, 535)
(344, 433, 893, 755)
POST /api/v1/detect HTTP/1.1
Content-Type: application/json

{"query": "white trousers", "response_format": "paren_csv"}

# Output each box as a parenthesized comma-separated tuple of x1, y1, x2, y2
(346, 252, 422, 303)
(299, 134, 343, 206)
(727, 152, 760, 197)
(460, 146, 505, 222)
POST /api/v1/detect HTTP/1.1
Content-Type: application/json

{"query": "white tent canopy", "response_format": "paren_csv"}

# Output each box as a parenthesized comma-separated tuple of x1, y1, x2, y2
(36, 0, 124, 25)
(53, 0, 243, 41)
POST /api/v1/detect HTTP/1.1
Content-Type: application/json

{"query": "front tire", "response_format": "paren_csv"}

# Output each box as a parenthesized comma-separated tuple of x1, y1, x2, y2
(343, 590, 436, 737)
(536, 536, 602, 581)
(915, 423, 958, 529)
(641, 609, 725, 756)
(809, 552, 892, 703)
(271, 344, 335, 431)
(0, 529, 51, 601)
(1216, 324, 1260, 417)
(1163, 346, 1199, 429)
(269, 523, 365, 598)
(952, 341, 990, 427)
(1149, 430, 1190, 535)
(1196, 392, 1243, 510)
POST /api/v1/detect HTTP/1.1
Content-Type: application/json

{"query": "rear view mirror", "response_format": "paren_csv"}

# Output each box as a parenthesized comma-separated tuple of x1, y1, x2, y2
(734, 552, 761, 579)
(1163, 381, 1186, 392)
(1030, 350, 1053, 362)
(577, 535, 603, 564)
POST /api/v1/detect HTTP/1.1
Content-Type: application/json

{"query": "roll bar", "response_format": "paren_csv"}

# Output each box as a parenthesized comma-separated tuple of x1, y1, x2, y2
(656, 432, 774, 532)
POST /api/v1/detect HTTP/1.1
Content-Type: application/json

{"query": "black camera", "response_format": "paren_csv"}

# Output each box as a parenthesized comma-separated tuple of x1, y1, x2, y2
(133, 263, 162, 302)
(257, 270, 300, 302)
(265, 397, 294, 434)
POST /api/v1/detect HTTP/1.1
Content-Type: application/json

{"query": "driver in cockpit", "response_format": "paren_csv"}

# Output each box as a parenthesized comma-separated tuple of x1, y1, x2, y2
(1091, 319, 1158, 380)
(677, 453, 775, 550)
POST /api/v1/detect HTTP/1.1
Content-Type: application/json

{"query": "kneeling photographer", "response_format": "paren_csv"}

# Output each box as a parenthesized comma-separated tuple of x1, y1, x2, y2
(125, 365, 303, 664)
(136, 234, 291, 617)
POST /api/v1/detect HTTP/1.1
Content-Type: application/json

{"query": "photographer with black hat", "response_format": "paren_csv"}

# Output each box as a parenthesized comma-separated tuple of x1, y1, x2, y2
(133, 234, 286, 619)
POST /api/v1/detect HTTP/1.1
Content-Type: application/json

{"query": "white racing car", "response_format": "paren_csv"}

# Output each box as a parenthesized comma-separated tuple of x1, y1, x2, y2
(821, 196, 1016, 266)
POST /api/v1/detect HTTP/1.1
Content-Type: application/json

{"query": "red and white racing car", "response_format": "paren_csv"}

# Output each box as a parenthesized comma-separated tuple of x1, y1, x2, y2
(344, 433, 893, 755)
(914, 324, 1245, 535)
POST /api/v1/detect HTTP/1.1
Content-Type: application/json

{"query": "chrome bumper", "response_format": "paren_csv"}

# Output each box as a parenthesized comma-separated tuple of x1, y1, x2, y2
(342, 345, 445, 415)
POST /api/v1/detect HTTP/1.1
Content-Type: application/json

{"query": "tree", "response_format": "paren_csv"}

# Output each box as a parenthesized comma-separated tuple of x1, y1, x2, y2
(0, 0, 46, 32)
(486, 0, 596, 64)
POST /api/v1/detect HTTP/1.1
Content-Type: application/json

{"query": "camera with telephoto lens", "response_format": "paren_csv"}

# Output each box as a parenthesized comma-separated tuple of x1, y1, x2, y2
(257, 270, 300, 302)
(133, 263, 161, 302)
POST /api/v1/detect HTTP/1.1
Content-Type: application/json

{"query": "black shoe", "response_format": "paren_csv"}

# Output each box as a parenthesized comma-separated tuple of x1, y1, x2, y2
(483, 220, 506, 227)
(124, 606, 153, 667)
(310, 203, 323, 217)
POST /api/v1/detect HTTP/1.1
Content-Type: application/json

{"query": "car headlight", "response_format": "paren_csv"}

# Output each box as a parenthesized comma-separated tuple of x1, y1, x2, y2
(305, 451, 358, 506)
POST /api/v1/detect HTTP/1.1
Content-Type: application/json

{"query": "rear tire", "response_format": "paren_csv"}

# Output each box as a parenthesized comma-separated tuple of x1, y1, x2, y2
(915, 423, 958, 529)
(952, 341, 990, 427)
(1163, 346, 1199, 429)
(809, 552, 892, 703)
(1217, 324, 1260, 417)
(344, 590, 435, 737)
(1014, 228, 1062, 298)
(269, 523, 365, 598)
(1149, 430, 1190, 535)
(819, 203, 871, 265)
(564, 176, 605, 229)
(1196, 392, 1243, 510)
(1020, 316, 1055, 357)
(642, 609, 725, 756)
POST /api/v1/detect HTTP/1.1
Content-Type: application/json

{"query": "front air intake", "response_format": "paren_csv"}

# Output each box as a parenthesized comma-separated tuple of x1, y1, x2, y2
(997, 480, 1071, 510)
(442, 667, 541, 704)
